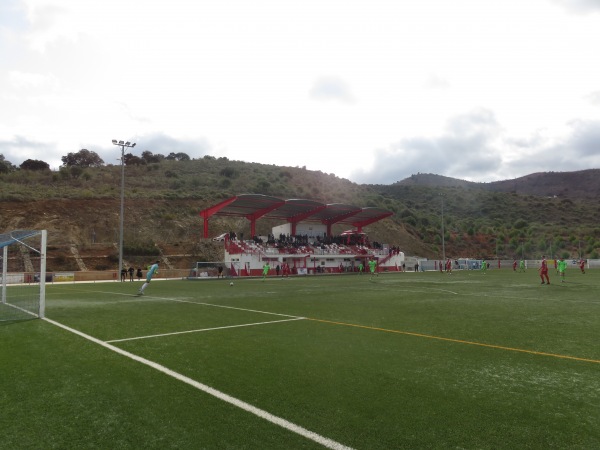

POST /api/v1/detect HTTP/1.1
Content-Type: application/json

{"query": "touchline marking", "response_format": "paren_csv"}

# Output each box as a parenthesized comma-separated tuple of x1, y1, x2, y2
(42, 317, 353, 450)
(106, 317, 306, 343)
(308, 318, 600, 364)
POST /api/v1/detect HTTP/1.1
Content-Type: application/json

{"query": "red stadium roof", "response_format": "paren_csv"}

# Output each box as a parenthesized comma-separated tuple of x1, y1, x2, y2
(199, 194, 393, 238)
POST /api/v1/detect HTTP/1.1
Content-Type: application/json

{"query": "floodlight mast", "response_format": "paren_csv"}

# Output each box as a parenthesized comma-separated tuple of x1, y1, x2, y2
(440, 193, 445, 262)
(111, 139, 137, 280)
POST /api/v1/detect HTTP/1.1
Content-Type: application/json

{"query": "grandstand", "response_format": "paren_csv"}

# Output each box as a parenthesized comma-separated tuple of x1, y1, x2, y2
(199, 194, 404, 276)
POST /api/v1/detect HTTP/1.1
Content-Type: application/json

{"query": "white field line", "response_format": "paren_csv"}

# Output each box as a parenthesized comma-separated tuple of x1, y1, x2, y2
(82, 290, 304, 318)
(106, 317, 306, 343)
(173, 299, 303, 318)
(42, 317, 353, 450)
(1, 301, 38, 320)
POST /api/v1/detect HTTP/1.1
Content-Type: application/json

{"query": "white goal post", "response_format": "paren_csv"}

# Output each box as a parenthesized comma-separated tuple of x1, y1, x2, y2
(0, 230, 47, 321)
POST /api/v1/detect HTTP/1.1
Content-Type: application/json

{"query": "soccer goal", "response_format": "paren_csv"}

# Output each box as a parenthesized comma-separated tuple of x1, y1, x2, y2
(0, 230, 47, 322)
(189, 261, 240, 278)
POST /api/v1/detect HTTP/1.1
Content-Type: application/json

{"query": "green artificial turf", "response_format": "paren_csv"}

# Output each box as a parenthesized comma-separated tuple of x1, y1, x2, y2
(1, 269, 599, 449)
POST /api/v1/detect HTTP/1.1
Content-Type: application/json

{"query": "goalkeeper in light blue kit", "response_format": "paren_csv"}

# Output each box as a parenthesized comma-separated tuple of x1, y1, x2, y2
(138, 260, 159, 295)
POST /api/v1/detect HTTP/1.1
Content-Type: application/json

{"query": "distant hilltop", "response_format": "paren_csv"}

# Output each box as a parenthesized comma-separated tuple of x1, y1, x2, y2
(396, 169, 600, 200)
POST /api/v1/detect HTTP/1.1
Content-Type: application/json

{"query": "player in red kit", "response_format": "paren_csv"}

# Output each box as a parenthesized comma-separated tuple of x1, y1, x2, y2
(513, 260, 517, 271)
(539, 255, 550, 285)
(579, 259, 586, 274)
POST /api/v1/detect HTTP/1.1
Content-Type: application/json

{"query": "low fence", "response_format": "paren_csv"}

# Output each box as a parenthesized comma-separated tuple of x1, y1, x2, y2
(4, 259, 597, 284)
(1, 269, 191, 285)
(415, 258, 599, 272)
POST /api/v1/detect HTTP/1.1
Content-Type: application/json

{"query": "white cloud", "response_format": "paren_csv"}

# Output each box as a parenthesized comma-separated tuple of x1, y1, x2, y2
(551, 0, 600, 14)
(309, 76, 356, 104)
(585, 91, 600, 106)
(1, 0, 600, 182)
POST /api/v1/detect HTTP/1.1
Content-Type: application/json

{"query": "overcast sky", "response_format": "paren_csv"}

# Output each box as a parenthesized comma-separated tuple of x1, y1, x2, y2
(1, 0, 600, 184)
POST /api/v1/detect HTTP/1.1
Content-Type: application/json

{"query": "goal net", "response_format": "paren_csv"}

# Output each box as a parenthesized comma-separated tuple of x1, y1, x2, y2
(1, 230, 47, 322)
(189, 261, 240, 278)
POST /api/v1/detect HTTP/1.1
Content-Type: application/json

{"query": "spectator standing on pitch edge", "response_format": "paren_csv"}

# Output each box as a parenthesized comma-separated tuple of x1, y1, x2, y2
(138, 260, 159, 295)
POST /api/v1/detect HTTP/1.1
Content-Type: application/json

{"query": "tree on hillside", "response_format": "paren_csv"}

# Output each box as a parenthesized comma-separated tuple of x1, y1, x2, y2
(165, 152, 190, 161)
(61, 149, 104, 167)
(0, 154, 16, 174)
(124, 154, 145, 166)
(141, 150, 165, 164)
(20, 159, 50, 171)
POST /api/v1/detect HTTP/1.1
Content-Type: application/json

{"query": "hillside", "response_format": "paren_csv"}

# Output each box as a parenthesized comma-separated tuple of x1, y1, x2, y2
(1, 158, 600, 270)
(398, 170, 600, 199)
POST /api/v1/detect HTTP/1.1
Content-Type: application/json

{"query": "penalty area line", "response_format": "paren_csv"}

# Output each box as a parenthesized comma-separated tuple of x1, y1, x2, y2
(106, 317, 306, 343)
(42, 317, 354, 450)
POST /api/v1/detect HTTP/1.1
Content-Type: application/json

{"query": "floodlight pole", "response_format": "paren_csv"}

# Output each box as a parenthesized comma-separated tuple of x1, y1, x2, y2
(440, 193, 445, 262)
(112, 139, 136, 280)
